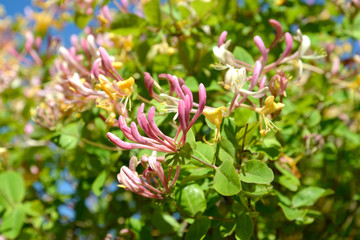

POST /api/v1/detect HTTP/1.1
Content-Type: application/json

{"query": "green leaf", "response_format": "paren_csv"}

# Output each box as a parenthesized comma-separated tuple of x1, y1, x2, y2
(110, 13, 146, 36)
(219, 220, 236, 237)
(242, 183, 272, 197)
(218, 138, 236, 163)
(185, 216, 210, 240)
(235, 122, 259, 148)
(143, 0, 161, 27)
(275, 162, 300, 192)
(152, 208, 181, 234)
(23, 200, 44, 217)
(184, 76, 199, 92)
(58, 121, 84, 150)
(214, 159, 241, 196)
(192, 142, 215, 165)
(235, 213, 254, 240)
(175, 184, 207, 217)
(0, 171, 25, 207)
(233, 47, 255, 65)
(354, 12, 360, 39)
(233, 107, 257, 127)
(292, 187, 334, 208)
(165, 142, 193, 166)
(279, 203, 307, 221)
(74, 11, 92, 28)
(191, 0, 215, 17)
(29, 125, 55, 140)
(239, 160, 274, 184)
(307, 111, 321, 127)
(91, 171, 107, 196)
(94, 117, 107, 132)
(279, 175, 300, 192)
(0, 205, 25, 239)
(186, 128, 196, 149)
(253, 138, 282, 160)
(180, 167, 213, 185)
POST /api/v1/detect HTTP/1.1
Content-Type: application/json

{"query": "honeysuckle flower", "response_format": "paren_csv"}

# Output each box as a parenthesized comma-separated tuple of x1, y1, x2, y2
(268, 72, 288, 100)
(218, 31, 228, 47)
(117, 152, 180, 199)
(223, 64, 268, 98)
(254, 36, 269, 67)
(255, 96, 285, 136)
(213, 39, 236, 67)
(98, 5, 113, 28)
(203, 106, 227, 143)
(144, 73, 206, 124)
(32, 10, 62, 34)
(31, 99, 62, 130)
(107, 82, 206, 153)
(59, 46, 91, 76)
(147, 35, 177, 60)
(279, 29, 326, 80)
(68, 73, 107, 98)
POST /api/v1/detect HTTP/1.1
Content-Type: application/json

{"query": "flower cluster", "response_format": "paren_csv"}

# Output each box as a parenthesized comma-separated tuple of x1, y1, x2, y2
(212, 19, 324, 136)
(117, 152, 180, 199)
(107, 73, 206, 198)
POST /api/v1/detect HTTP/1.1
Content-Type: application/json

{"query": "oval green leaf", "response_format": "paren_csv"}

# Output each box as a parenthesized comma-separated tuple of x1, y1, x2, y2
(239, 160, 274, 184)
(292, 186, 334, 208)
(214, 159, 241, 196)
(185, 216, 210, 240)
(0, 171, 25, 207)
(175, 184, 207, 217)
(91, 170, 107, 196)
(235, 213, 254, 240)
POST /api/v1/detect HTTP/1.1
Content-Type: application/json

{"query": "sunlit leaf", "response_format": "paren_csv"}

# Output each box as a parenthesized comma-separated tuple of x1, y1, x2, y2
(214, 159, 241, 196)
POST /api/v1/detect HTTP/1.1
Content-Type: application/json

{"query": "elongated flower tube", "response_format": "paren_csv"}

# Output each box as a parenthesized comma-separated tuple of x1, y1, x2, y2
(68, 73, 107, 98)
(268, 19, 283, 49)
(117, 152, 180, 199)
(254, 36, 268, 67)
(107, 82, 206, 153)
(218, 31, 228, 47)
(144, 73, 206, 126)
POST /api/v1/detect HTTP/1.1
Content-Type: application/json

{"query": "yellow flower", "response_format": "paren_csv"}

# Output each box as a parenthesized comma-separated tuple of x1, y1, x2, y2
(117, 77, 134, 96)
(96, 98, 113, 112)
(255, 96, 285, 136)
(96, 75, 118, 100)
(112, 61, 123, 70)
(203, 106, 227, 143)
(255, 96, 285, 116)
(203, 106, 226, 126)
(33, 11, 61, 34)
(275, 0, 286, 6)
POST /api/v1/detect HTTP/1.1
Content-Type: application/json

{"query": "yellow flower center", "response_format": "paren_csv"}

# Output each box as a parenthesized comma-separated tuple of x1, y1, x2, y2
(117, 77, 135, 96)
(255, 96, 285, 116)
(203, 106, 226, 127)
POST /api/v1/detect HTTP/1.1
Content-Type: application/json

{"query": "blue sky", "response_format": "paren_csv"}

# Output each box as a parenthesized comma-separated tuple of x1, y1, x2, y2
(1, 0, 31, 16)
(1, 0, 81, 46)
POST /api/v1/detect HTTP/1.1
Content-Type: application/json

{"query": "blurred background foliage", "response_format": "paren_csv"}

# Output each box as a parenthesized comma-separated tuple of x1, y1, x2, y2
(1, 0, 360, 239)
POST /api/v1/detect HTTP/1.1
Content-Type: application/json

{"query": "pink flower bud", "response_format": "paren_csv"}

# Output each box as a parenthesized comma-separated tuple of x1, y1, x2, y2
(250, 61, 262, 89)
(131, 122, 149, 145)
(218, 31, 228, 47)
(269, 19, 283, 49)
(107, 132, 137, 150)
(281, 32, 293, 58)
(178, 100, 187, 132)
(25, 31, 34, 52)
(254, 36, 268, 66)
